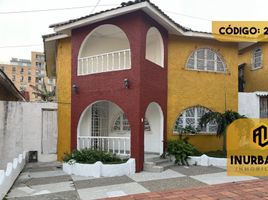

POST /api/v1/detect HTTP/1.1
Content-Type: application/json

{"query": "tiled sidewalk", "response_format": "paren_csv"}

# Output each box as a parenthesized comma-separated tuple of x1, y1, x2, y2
(6, 162, 260, 200)
(107, 179, 268, 200)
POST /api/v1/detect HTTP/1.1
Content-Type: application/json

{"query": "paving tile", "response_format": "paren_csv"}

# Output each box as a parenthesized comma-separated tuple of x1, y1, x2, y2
(190, 172, 258, 185)
(74, 175, 134, 189)
(23, 166, 62, 173)
(139, 176, 207, 192)
(7, 190, 80, 200)
(127, 169, 185, 182)
(13, 175, 73, 187)
(18, 170, 68, 180)
(7, 181, 75, 198)
(71, 175, 97, 181)
(77, 182, 149, 200)
(170, 165, 226, 176)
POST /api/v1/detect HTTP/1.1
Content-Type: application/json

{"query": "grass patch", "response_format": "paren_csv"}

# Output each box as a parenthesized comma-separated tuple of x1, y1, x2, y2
(63, 148, 128, 164)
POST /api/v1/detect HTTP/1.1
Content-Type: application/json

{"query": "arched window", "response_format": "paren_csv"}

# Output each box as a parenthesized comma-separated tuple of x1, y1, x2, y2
(186, 48, 226, 72)
(252, 47, 262, 69)
(146, 27, 164, 67)
(111, 112, 151, 132)
(173, 106, 217, 134)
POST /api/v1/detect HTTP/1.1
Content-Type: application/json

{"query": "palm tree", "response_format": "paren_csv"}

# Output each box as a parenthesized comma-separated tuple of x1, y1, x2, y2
(30, 80, 55, 102)
(199, 110, 246, 152)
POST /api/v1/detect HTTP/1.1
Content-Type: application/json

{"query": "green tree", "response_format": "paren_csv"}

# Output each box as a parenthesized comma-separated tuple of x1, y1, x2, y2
(30, 80, 55, 102)
(199, 110, 246, 152)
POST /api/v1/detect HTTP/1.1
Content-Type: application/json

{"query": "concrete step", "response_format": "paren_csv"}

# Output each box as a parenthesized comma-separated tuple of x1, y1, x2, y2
(158, 161, 175, 170)
(144, 157, 174, 173)
(144, 162, 164, 173)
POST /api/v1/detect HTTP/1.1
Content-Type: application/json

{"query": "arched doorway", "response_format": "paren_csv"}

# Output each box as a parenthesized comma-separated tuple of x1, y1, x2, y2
(77, 100, 131, 156)
(144, 102, 164, 156)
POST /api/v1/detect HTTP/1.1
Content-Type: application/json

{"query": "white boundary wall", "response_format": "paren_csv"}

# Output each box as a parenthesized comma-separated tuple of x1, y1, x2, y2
(63, 158, 135, 178)
(0, 101, 57, 170)
(238, 92, 260, 118)
(0, 151, 26, 199)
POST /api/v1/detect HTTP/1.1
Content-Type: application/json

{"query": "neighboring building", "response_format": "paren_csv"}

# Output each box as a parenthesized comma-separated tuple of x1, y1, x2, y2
(0, 52, 56, 101)
(43, 0, 239, 172)
(0, 69, 25, 101)
(238, 43, 268, 118)
(239, 92, 268, 118)
(238, 43, 268, 92)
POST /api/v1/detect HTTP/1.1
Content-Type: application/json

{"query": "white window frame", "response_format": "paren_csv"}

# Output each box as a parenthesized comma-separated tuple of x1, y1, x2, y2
(251, 47, 262, 70)
(186, 48, 226, 73)
(111, 112, 151, 134)
(173, 106, 217, 135)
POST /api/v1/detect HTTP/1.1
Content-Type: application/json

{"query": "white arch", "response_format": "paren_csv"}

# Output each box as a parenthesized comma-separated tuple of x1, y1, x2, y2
(144, 102, 164, 155)
(77, 24, 131, 75)
(145, 27, 164, 67)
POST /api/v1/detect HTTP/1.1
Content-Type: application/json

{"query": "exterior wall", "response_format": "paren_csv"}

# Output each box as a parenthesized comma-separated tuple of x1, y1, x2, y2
(168, 36, 238, 152)
(0, 101, 57, 170)
(238, 92, 260, 118)
(239, 43, 268, 92)
(71, 11, 167, 171)
(56, 38, 72, 160)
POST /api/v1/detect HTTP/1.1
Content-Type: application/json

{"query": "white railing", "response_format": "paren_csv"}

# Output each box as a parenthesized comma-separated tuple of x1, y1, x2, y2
(78, 49, 131, 76)
(77, 136, 130, 156)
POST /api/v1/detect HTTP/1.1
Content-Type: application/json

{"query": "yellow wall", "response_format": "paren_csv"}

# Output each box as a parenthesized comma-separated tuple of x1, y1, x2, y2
(239, 43, 268, 92)
(168, 36, 238, 152)
(56, 38, 71, 160)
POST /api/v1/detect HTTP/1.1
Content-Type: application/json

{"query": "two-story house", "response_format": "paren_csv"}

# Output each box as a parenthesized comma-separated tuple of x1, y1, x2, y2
(43, 0, 238, 172)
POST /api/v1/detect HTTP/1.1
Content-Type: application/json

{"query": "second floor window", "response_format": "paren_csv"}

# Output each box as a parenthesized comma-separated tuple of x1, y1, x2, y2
(186, 48, 226, 73)
(252, 47, 262, 69)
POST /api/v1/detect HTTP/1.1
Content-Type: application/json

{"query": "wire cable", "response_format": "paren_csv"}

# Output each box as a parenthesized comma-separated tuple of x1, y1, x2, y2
(90, 0, 102, 14)
(0, 4, 117, 15)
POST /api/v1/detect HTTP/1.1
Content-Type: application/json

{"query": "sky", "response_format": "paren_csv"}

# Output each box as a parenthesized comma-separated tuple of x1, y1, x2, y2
(0, 0, 267, 62)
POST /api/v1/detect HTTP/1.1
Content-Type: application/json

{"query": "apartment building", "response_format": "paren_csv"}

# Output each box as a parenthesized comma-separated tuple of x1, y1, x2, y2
(0, 52, 55, 101)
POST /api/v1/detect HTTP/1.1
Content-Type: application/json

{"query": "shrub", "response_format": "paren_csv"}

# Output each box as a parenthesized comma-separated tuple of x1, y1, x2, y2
(166, 139, 195, 165)
(63, 148, 128, 164)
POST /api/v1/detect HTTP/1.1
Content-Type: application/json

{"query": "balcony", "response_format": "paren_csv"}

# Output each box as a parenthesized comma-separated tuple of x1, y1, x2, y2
(78, 49, 131, 76)
(78, 24, 131, 76)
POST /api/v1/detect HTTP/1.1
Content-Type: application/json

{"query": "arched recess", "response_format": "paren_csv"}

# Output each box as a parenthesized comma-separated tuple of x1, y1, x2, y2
(144, 102, 164, 155)
(145, 27, 164, 67)
(78, 24, 131, 75)
(77, 100, 131, 155)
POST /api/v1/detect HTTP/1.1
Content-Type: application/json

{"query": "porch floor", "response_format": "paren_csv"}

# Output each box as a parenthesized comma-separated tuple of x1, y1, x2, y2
(6, 161, 264, 200)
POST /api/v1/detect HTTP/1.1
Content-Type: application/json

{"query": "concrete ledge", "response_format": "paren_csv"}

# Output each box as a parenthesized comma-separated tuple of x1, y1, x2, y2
(63, 158, 135, 178)
(188, 154, 227, 166)
(0, 152, 27, 199)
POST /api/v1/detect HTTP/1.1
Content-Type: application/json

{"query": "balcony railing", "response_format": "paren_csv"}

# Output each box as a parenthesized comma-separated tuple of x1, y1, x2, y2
(77, 49, 131, 76)
(77, 136, 130, 156)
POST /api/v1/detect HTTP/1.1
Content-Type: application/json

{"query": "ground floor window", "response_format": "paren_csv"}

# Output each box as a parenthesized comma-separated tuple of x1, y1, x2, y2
(112, 112, 151, 133)
(173, 106, 217, 134)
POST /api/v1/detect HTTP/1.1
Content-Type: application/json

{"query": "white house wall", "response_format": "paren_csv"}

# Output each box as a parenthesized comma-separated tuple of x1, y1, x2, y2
(238, 92, 260, 118)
